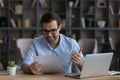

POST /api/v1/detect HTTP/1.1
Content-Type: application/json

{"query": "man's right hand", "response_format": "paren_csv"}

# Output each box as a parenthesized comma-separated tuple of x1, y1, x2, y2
(22, 62, 42, 74)
(29, 62, 42, 74)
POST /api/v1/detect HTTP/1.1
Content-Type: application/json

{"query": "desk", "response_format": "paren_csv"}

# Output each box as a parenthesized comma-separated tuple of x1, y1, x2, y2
(0, 72, 120, 80)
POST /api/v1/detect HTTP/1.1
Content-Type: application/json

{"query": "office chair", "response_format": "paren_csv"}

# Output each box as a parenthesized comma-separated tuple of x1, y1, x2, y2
(109, 37, 116, 50)
(109, 37, 120, 71)
(78, 38, 98, 56)
(0, 62, 3, 69)
(16, 38, 32, 59)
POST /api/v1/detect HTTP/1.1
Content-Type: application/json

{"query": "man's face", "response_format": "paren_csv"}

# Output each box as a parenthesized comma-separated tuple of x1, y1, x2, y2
(42, 20, 61, 44)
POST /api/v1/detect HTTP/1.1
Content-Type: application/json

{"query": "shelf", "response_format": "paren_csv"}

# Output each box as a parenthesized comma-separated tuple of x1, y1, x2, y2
(0, 0, 120, 70)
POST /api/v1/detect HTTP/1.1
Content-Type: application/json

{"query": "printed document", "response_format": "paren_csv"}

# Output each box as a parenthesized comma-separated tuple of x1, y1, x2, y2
(33, 54, 64, 73)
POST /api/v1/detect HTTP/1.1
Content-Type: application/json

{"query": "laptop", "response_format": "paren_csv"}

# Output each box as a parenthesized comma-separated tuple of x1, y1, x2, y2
(65, 52, 113, 78)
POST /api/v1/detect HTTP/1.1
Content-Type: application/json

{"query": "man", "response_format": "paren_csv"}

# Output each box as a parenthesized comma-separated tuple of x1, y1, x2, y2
(22, 12, 84, 74)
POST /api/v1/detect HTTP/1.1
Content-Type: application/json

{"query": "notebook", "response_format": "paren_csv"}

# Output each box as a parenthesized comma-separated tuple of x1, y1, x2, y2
(65, 52, 113, 78)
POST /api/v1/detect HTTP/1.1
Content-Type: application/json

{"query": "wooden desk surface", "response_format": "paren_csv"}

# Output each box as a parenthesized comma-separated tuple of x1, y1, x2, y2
(0, 72, 120, 80)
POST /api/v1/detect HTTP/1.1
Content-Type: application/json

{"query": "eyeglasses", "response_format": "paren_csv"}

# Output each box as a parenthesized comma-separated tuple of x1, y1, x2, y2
(42, 28, 58, 34)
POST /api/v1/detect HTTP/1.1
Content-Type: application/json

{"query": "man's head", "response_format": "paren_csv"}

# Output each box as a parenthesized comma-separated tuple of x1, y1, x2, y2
(40, 12, 62, 46)
(40, 12, 62, 27)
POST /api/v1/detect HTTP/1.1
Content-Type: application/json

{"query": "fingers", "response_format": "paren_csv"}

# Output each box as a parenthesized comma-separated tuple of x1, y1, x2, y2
(79, 48, 83, 54)
(77, 48, 83, 56)
(71, 53, 80, 59)
(71, 53, 82, 65)
(71, 53, 80, 62)
(30, 62, 42, 74)
(71, 48, 83, 65)
(71, 58, 77, 64)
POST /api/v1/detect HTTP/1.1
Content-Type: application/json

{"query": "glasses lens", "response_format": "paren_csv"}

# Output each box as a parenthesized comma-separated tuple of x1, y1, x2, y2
(43, 28, 58, 34)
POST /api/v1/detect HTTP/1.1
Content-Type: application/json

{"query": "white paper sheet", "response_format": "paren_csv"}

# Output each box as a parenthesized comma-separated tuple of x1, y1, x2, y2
(33, 54, 64, 73)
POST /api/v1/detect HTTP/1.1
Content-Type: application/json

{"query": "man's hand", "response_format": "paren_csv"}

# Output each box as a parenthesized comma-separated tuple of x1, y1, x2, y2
(29, 62, 42, 74)
(71, 48, 83, 71)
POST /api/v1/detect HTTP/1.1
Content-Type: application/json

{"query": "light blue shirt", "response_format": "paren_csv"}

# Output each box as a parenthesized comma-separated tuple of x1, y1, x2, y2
(22, 34, 84, 73)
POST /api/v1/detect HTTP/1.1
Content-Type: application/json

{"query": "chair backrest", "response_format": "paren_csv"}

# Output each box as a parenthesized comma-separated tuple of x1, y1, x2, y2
(16, 38, 32, 59)
(78, 39, 98, 55)
(0, 62, 3, 69)
(109, 37, 116, 50)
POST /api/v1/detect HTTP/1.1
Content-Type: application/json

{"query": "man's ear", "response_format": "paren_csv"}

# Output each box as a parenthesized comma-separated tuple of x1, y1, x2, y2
(58, 24, 62, 30)
(61, 20, 65, 29)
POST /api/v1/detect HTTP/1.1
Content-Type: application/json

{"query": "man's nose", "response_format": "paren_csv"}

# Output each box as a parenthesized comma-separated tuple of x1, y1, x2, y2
(47, 32, 52, 36)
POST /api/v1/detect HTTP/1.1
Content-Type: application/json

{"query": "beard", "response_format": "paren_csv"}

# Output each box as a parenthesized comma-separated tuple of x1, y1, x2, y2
(45, 35, 60, 47)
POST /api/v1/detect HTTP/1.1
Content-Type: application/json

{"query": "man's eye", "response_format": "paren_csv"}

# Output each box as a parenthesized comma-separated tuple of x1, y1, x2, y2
(43, 30, 48, 32)
(51, 29, 56, 32)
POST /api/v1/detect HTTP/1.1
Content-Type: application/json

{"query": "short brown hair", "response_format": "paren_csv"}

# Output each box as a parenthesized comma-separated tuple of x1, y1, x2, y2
(40, 12, 62, 27)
